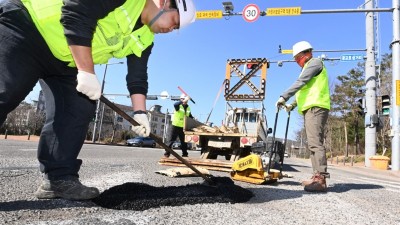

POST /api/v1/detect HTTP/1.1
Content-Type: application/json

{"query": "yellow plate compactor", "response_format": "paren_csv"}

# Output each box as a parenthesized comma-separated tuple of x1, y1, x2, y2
(230, 154, 281, 185)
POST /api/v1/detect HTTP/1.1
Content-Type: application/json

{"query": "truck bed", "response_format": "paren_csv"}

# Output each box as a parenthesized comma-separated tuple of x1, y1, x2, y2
(184, 131, 254, 137)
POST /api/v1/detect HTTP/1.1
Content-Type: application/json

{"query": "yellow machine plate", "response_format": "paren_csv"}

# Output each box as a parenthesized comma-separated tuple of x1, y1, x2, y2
(230, 154, 281, 185)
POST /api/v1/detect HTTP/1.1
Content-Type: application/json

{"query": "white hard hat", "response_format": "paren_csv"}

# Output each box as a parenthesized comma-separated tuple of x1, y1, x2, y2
(180, 93, 187, 99)
(174, 0, 196, 28)
(292, 41, 313, 58)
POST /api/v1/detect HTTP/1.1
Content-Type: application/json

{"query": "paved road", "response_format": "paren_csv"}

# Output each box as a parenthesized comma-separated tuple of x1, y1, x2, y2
(1, 139, 399, 225)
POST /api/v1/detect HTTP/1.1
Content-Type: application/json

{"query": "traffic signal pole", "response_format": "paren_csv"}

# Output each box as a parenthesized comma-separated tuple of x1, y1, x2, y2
(391, 0, 400, 171)
(364, 0, 377, 167)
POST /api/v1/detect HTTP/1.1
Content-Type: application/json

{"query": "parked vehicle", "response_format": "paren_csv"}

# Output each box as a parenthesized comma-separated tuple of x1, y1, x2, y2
(171, 141, 194, 150)
(126, 137, 156, 148)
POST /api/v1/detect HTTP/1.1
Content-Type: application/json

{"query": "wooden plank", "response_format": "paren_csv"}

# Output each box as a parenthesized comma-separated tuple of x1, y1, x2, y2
(158, 161, 232, 172)
(159, 158, 233, 167)
(158, 158, 233, 171)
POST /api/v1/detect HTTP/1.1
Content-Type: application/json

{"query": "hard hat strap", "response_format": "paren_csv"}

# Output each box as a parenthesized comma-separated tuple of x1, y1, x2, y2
(148, 0, 177, 28)
(148, 10, 165, 28)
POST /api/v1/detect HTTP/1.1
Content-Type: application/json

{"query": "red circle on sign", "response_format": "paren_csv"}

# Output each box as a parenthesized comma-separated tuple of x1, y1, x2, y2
(242, 4, 260, 22)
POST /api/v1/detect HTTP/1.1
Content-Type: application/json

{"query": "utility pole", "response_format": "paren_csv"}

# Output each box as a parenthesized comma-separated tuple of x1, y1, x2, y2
(391, 0, 400, 171)
(364, 0, 378, 167)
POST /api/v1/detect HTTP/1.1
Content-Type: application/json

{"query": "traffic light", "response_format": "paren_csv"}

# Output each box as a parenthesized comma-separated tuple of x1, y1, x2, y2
(381, 95, 391, 116)
(246, 63, 257, 70)
(356, 98, 365, 116)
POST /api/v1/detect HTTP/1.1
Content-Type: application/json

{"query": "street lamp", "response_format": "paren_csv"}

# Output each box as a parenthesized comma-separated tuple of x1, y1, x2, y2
(92, 61, 124, 143)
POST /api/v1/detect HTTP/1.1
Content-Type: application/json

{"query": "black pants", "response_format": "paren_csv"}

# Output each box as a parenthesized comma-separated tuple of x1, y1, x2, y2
(0, 0, 96, 179)
(166, 125, 188, 156)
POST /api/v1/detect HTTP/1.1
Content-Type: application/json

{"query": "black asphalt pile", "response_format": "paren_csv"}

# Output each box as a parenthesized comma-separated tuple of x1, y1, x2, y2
(92, 177, 254, 211)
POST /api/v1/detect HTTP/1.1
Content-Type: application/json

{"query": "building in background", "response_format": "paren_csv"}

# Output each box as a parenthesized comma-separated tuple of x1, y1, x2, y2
(89, 103, 172, 143)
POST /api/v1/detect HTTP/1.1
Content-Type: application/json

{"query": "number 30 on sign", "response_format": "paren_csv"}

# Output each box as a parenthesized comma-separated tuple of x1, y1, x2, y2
(242, 4, 260, 22)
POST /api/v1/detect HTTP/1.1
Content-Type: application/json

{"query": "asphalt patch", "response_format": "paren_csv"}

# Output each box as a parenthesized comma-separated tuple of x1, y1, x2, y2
(92, 176, 254, 211)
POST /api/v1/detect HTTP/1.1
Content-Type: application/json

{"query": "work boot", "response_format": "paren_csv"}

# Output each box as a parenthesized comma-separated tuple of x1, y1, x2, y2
(301, 174, 317, 186)
(163, 153, 170, 158)
(182, 154, 188, 158)
(304, 173, 327, 192)
(35, 176, 100, 200)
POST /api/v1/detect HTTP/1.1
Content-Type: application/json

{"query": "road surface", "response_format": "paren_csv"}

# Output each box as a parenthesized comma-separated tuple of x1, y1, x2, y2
(1, 139, 399, 225)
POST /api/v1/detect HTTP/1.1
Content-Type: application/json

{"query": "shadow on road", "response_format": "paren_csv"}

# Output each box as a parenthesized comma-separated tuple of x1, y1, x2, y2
(279, 163, 304, 172)
(328, 183, 384, 193)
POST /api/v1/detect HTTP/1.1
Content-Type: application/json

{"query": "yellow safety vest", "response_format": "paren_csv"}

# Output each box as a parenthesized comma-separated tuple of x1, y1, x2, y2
(295, 59, 330, 114)
(21, 0, 154, 67)
(172, 105, 191, 128)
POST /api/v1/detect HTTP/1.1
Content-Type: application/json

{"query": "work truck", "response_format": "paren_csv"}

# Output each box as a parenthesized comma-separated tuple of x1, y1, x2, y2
(183, 106, 270, 161)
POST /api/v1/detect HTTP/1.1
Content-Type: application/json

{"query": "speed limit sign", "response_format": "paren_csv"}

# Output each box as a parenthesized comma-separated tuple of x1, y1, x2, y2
(242, 4, 260, 22)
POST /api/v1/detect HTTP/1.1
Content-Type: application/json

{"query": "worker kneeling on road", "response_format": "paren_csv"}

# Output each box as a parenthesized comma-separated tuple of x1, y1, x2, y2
(0, 0, 196, 200)
(276, 41, 330, 192)
(164, 94, 194, 158)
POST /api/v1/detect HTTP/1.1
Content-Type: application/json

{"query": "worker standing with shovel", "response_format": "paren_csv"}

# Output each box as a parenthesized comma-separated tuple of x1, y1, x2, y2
(276, 41, 331, 192)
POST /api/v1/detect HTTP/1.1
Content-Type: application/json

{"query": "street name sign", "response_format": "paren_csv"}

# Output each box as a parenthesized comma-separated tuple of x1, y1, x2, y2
(340, 54, 364, 61)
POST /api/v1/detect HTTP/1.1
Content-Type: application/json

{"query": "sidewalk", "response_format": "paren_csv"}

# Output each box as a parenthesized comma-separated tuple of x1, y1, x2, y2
(329, 160, 400, 180)
(293, 157, 400, 181)
(0, 134, 39, 141)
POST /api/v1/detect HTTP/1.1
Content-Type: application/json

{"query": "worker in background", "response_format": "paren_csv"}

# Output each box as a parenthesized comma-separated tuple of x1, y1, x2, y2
(0, 0, 196, 200)
(164, 94, 194, 158)
(275, 41, 330, 192)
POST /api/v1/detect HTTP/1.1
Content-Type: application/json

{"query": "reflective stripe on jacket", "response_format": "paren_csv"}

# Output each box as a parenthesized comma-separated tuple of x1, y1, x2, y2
(295, 59, 330, 114)
(21, 0, 154, 67)
(172, 105, 191, 128)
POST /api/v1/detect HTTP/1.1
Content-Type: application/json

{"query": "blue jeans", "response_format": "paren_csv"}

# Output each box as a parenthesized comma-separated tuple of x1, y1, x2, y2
(0, 0, 96, 179)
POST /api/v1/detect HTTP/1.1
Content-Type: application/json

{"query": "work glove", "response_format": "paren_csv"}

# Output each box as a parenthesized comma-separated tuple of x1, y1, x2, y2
(275, 96, 286, 108)
(131, 114, 150, 137)
(284, 104, 295, 112)
(182, 96, 190, 103)
(76, 70, 101, 100)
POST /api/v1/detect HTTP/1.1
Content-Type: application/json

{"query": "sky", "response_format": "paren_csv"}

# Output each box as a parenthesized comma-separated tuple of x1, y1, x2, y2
(24, 0, 395, 140)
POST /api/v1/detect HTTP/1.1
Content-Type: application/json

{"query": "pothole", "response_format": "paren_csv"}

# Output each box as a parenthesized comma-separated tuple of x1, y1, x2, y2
(92, 177, 254, 211)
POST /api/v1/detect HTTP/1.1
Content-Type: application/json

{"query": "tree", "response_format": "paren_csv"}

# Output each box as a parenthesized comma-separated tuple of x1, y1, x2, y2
(330, 62, 365, 155)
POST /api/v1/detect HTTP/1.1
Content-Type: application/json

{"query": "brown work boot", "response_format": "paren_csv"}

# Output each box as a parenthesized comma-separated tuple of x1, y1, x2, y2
(304, 173, 327, 192)
(301, 174, 317, 186)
